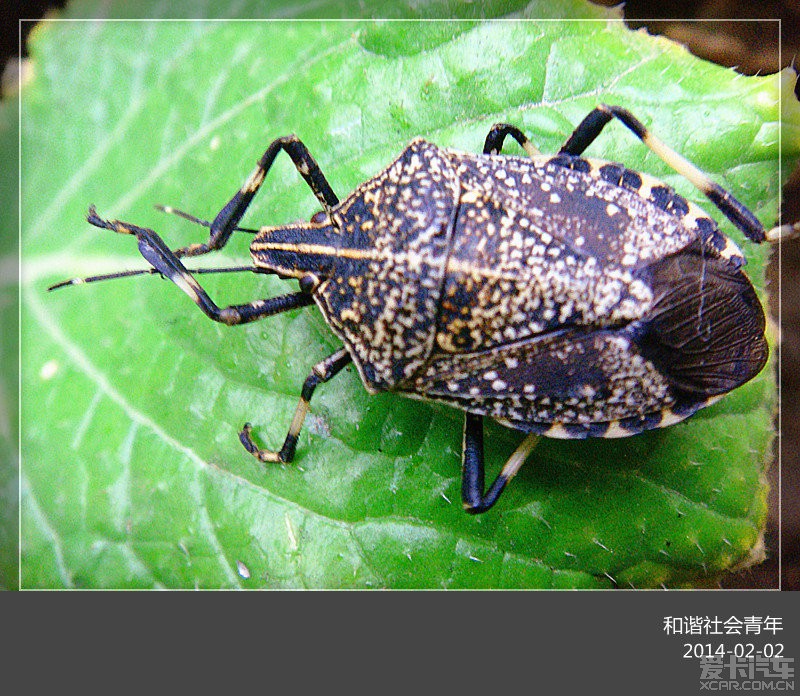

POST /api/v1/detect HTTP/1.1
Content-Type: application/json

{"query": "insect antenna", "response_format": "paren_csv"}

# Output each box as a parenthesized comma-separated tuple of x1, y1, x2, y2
(154, 204, 259, 234)
(48, 264, 264, 292)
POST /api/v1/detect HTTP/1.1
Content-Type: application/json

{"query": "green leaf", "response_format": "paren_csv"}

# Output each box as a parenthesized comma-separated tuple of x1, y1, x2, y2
(0, 97, 20, 590)
(20, 8, 795, 588)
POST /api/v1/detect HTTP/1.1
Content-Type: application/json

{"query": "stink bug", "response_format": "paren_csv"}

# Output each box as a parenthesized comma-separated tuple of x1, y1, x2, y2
(51, 104, 787, 514)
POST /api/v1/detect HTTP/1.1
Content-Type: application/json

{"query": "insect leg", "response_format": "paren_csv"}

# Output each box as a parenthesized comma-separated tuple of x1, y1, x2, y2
(558, 104, 766, 242)
(87, 207, 314, 324)
(177, 135, 340, 258)
(461, 412, 539, 514)
(483, 123, 541, 156)
(240, 347, 353, 463)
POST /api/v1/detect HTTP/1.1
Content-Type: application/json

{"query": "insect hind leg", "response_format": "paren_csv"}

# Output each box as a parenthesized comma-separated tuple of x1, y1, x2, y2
(176, 135, 341, 258)
(559, 104, 767, 243)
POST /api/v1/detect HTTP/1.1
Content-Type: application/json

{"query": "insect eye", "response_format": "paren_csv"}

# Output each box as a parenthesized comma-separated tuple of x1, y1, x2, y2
(310, 210, 328, 224)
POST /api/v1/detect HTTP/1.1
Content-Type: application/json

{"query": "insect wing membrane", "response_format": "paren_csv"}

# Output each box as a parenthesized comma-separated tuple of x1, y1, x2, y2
(635, 245, 768, 395)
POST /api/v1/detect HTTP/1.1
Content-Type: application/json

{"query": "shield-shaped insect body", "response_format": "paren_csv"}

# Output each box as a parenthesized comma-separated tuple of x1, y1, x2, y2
(55, 104, 774, 514)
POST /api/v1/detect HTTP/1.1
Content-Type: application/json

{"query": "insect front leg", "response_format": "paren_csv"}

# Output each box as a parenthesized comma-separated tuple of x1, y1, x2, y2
(86, 207, 314, 324)
(461, 412, 539, 514)
(240, 348, 353, 463)
(558, 104, 767, 243)
(176, 135, 341, 258)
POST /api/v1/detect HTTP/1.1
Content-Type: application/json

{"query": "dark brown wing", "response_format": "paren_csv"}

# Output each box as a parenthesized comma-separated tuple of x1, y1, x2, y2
(635, 245, 768, 395)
